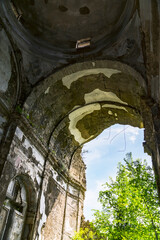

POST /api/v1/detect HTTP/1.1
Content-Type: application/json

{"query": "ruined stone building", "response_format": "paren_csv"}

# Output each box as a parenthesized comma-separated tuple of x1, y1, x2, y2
(0, 0, 159, 239)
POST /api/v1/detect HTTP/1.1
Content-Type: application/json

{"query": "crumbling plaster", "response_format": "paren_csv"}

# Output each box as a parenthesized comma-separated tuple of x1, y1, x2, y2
(62, 69, 121, 89)
(0, 0, 159, 239)
(1, 125, 85, 240)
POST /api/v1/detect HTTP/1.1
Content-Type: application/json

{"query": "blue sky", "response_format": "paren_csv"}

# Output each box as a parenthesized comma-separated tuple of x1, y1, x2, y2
(82, 124, 152, 221)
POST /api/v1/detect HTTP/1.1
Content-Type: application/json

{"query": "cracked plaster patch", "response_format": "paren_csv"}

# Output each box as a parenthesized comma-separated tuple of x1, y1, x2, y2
(68, 104, 101, 144)
(68, 90, 128, 144)
(38, 191, 47, 240)
(45, 87, 50, 94)
(103, 104, 128, 112)
(62, 68, 121, 89)
(85, 89, 128, 105)
(51, 169, 67, 190)
(108, 110, 113, 115)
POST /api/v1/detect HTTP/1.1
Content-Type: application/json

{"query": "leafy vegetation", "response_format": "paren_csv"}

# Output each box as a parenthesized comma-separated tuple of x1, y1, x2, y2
(73, 153, 160, 240)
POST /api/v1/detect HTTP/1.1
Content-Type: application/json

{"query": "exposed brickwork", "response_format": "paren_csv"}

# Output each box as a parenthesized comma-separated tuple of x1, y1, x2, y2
(0, 1, 159, 239)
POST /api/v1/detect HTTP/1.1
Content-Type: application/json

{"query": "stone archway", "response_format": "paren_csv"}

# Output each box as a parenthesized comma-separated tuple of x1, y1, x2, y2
(21, 60, 156, 239)
(24, 60, 147, 164)
(0, 1, 159, 239)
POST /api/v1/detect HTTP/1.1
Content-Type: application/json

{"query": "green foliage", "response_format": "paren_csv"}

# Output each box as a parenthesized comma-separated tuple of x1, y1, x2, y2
(73, 153, 160, 240)
(16, 105, 39, 129)
(72, 228, 95, 240)
(77, 215, 104, 240)
(16, 105, 30, 121)
(16, 105, 23, 114)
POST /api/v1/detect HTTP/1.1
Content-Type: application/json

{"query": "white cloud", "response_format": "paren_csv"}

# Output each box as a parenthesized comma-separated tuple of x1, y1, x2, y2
(129, 135, 136, 143)
(82, 124, 151, 221)
(83, 149, 102, 165)
(109, 125, 140, 143)
(126, 127, 140, 143)
(83, 136, 110, 150)
(82, 125, 142, 164)
(84, 179, 105, 221)
(83, 125, 141, 148)
(84, 176, 121, 221)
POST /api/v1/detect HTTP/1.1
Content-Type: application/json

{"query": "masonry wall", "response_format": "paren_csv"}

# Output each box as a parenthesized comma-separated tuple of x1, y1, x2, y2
(38, 153, 85, 240)
(0, 1, 159, 239)
(0, 125, 85, 240)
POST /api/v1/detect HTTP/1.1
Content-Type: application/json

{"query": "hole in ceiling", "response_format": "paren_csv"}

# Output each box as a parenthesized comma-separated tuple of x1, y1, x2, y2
(58, 5, 68, 12)
(79, 6, 90, 15)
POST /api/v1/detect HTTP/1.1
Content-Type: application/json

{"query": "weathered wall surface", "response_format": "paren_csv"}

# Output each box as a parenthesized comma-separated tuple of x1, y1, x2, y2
(0, 26, 20, 176)
(0, 125, 85, 240)
(0, 126, 44, 239)
(38, 156, 85, 240)
(0, 0, 159, 239)
(5, 126, 44, 194)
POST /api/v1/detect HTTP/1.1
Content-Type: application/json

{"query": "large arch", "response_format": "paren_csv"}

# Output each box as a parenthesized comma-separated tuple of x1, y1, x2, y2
(24, 60, 147, 165)
(21, 60, 159, 239)
(0, 1, 159, 239)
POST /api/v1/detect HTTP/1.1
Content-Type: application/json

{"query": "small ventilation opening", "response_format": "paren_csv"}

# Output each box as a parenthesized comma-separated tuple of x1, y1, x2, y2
(76, 38, 91, 49)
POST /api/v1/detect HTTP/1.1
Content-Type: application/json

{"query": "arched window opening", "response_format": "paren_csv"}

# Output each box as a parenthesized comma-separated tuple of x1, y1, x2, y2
(0, 175, 37, 240)
(0, 177, 27, 240)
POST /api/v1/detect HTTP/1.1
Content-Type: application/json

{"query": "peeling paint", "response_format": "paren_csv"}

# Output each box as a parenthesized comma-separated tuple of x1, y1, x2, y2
(108, 110, 113, 115)
(51, 170, 67, 190)
(68, 104, 101, 144)
(14, 127, 44, 187)
(102, 104, 128, 112)
(15, 127, 24, 141)
(45, 87, 50, 94)
(38, 191, 47, 240)
(62, 68, 121, 89)
(140, 122, 144, 128)
(85, 89, 128, 105)
(13, 147, 42, 195)
(68, 185, 79, 197)
(23, 138, 45, 166)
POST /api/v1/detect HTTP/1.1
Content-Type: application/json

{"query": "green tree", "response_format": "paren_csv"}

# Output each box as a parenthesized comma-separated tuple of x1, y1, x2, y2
(73, 153, 160, 240)
(72, 215, 104, 240)
(72, 227, 95, 240)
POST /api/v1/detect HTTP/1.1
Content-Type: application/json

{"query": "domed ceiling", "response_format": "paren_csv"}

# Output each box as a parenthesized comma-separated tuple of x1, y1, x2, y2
(7, 0, 135, 51)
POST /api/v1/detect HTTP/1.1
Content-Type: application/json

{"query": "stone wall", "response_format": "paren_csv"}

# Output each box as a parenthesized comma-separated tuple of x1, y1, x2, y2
(0, 0, 159, 239)
(0, 124, 85, 239)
